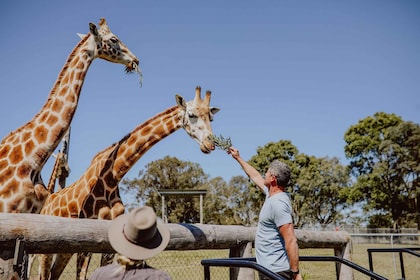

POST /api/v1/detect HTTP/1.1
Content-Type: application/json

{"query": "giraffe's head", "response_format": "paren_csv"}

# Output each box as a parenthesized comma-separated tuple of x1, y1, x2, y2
(176, 86, 220, 154)
(87, 18, 142, 82)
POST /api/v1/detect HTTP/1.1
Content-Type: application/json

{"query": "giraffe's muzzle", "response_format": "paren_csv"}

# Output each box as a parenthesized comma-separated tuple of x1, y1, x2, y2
(125, 59, 143, 86)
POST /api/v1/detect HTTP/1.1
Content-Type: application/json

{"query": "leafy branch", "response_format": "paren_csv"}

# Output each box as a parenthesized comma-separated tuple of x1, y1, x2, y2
(209, 134, 233, 151)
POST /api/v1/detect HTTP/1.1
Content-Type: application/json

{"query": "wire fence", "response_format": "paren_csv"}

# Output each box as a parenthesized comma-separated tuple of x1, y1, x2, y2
(18, 227, 418, 279)
(27, 250, 231, 280)
(27, 234, 419, 280)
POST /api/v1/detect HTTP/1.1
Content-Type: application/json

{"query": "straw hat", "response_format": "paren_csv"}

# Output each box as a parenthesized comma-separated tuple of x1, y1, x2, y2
(108, 206, 170, 260)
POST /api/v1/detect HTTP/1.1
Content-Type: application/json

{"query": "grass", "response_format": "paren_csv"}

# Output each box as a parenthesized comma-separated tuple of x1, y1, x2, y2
(28, 243, 419, 279)
(299, 244, 419, 280)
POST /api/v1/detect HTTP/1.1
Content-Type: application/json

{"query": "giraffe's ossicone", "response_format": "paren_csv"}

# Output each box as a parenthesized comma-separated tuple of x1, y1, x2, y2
(0, 18, 141, 215)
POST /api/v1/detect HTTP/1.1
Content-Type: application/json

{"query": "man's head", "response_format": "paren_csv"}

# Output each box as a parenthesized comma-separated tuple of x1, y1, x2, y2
(267, 160, 291, 187)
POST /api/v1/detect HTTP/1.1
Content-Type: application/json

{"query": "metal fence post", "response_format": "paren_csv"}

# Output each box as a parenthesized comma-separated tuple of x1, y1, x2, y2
(13, 237, 28, 280)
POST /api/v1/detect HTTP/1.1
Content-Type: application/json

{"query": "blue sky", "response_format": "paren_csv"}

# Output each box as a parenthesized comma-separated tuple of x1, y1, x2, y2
(1, 1, 419, 206)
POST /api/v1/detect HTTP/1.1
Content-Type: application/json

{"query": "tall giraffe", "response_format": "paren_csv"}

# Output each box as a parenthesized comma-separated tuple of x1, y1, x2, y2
(38, 87, 220, 280)
(0, 18, 140, 214)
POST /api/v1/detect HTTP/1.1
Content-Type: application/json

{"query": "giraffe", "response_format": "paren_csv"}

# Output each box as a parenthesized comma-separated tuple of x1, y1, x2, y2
(0, 18, 140, 215)
(38, 86, 220, 280)
(47, 127, 71, 193)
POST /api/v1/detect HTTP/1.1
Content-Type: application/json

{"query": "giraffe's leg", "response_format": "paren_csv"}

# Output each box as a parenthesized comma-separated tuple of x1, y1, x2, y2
(38, 254, 53, 280)
(49, 253, 72, 280)
(76, 252, 92, 280)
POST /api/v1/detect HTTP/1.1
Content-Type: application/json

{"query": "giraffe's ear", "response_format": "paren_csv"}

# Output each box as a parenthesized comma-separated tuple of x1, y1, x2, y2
(175, 94, 187, 108)
(210, 107, 220, 115)
(89, 22, 99, 37)
(77, 33, 85, 39)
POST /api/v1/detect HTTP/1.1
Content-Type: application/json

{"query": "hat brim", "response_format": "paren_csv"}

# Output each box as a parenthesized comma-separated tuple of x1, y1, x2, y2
(108, 213, 170, 260)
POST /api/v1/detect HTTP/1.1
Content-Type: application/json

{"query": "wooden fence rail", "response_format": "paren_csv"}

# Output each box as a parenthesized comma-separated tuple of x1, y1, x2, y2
(0, 213, 353, 279)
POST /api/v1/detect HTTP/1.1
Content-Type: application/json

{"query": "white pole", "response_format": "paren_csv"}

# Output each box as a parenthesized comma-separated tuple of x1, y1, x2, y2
(200, 194, 203, 224)
(161, 195, 165, 223)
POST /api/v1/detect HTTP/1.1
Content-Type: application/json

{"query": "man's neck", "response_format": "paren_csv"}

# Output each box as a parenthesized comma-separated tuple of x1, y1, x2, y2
(268, 185, 284, 197)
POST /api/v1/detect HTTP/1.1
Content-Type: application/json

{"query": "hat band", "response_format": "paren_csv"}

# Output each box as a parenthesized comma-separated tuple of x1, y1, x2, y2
(122, 226, 155, 247)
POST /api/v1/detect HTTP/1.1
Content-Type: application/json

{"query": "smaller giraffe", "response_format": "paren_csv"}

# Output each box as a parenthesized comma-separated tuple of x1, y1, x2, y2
(38, 87, 220, 280)
(47, 128, 71, 193)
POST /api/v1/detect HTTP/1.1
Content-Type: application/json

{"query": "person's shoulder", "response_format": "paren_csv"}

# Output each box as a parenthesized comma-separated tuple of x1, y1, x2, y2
(142, 268, 172, 279)
(270, 192, 292, 208)
(151, 269, 172, 277)
(89, 264, 120, 279)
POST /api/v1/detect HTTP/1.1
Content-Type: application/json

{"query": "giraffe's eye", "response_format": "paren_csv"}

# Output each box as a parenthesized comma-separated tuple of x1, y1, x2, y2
(109, 37, 119, 44)
(188, 111, 197, 119)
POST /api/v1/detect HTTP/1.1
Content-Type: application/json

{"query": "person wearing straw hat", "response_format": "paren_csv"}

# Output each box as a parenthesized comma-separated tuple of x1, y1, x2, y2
(89, 206, 172, 280)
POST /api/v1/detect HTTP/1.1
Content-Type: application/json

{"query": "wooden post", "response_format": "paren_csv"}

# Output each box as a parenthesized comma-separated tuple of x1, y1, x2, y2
(334, 239, 353, 280)
(234, 242, 255, 280)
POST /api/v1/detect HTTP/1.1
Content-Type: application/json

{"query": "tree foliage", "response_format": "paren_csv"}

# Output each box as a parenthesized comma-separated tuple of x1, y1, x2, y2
(295, 155, 349, 228)
(344, 112, 420, 228)
(204, 176, 259, 225)
(121, 156, 208, 223)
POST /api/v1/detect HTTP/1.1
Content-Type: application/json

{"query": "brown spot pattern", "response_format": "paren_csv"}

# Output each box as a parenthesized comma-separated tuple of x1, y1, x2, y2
(34, 126, 48, 144)
(10, 145, 23, 164)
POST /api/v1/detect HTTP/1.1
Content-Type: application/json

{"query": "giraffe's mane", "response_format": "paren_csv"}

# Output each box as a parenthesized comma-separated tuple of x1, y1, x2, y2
(86, 105, 180, 165)
(49, 32, 92, 97)
(131, 105, 180, 133)
(90, 133, 130, 164)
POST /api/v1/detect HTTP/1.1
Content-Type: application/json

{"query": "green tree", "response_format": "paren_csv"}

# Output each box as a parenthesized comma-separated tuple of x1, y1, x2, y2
(295, 156, 349, 228)
(121, 156, 209, 223)
(203, 176, 259, 225)
(344, 112, 420, 229)
(202, 177, 232, 224)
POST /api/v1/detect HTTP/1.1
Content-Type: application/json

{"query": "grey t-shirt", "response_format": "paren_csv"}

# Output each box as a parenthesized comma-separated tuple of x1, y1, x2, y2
(89, 264, 172, 280)
(255, 186, 293, 273)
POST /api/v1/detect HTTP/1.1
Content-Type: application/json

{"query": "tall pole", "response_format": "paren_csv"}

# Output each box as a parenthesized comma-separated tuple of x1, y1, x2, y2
(200, 194, 203, 224)
(161, 195, 166, 223)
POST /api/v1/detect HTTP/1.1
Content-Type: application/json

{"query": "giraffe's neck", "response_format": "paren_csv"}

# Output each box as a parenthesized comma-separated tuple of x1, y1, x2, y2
(0, 34, 96, 213)
(74, 105, 183, 188)
(114, 105, 183, 181)
(1, 34, 93, 174)
(30, 35, 94, 171)
(41, 106, 183, 218)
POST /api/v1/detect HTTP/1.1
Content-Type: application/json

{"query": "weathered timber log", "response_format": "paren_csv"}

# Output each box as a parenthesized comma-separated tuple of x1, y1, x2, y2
(0, 213, 351, 256)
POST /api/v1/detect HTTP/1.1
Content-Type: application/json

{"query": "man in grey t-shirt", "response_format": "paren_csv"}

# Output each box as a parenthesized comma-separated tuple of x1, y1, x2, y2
(228, 147, 301, 280)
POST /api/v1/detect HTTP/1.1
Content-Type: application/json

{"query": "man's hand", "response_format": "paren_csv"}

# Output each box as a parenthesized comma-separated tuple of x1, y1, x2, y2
(227, 147, 240, 159)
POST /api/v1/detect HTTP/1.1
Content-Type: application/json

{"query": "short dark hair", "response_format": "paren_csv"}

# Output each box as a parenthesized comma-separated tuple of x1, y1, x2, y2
(268, 160, 290, 187)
